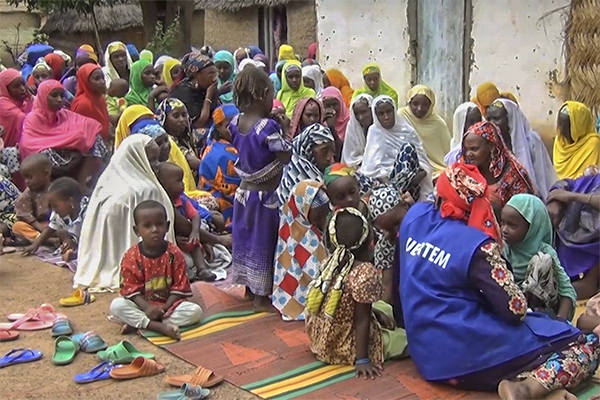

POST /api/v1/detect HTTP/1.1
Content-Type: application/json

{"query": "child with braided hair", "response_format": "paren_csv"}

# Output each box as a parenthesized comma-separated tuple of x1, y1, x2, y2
(305, 207, 408, 379)
(229, 65, 292, 312)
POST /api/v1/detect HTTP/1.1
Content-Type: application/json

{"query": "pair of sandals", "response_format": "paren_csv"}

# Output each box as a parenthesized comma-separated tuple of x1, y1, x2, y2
(0, 304, 66, 341)
(74, 356, 166, 383)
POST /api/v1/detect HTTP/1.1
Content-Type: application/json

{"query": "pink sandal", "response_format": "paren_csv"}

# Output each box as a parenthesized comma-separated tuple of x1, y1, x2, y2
(6, 304, 65, 322)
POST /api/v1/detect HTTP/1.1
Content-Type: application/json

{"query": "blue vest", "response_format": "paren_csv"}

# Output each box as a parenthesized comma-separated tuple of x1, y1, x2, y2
(399, 202, 579, 381)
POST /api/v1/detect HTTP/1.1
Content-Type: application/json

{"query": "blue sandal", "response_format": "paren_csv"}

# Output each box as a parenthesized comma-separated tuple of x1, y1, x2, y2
(74, 361, 116, 384)
(0, 348, 43, 368)
(51, 318, 74, 337)
(156, 383, 210, 400)
(72, 331, 108, 353)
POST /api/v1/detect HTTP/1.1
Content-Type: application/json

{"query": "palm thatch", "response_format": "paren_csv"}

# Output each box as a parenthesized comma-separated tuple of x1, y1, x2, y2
(195, 0, 291, 12)
(40, 3, 143, 34)
(558, 0, 600, 117)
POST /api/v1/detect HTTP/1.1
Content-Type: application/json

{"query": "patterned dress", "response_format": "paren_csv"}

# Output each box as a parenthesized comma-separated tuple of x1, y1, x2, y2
(272, 180, 328, 320)
(230, 116, 291, 296)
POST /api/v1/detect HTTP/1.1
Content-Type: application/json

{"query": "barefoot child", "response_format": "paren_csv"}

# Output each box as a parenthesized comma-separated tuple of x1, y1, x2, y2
(22, 177, 89, 261)
(501, 194, 576, 320)
(156, 162, 224, 282)
(12, 154, 52, 243)
(109, 200, 202, 340)
(230, 65, 291, 311)
(305, 208, 408, 379)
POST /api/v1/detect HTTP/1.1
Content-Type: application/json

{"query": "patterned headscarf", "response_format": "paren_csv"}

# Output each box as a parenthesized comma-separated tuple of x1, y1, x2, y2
(436, 163, 502, 244)
(306, 207, 370, 318)
(369, 185, 405, 270)
(290, 97, 324, 138)
(324, 163, 355, 185)
(134, 123, 167, 140)
(462, 121, 507, 179)
(181, 52, 214, 78)
(156, 98, 190, 128)
(276, 123, 335, 206)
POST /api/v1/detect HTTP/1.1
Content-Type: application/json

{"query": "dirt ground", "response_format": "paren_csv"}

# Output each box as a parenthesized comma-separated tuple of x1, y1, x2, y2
(0, 253, 259, 400)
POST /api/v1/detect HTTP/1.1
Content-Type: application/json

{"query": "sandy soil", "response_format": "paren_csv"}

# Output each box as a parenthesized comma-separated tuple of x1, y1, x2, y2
(0, 253, 258, 400)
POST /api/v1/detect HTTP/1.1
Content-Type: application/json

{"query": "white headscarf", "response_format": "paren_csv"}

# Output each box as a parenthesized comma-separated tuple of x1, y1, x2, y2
(359, 95, 433, 199)
(74, 135, 175, 292)
(101, 41, 133, 88)
(445, 101, 478, 164)
(341, 93, 373, 167)
(302, 65, 323, 98)
(496, 98, 557, 198)
(154, 55, 172, 69)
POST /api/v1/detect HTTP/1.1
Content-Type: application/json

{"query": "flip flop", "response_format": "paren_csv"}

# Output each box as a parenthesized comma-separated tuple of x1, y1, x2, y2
(165, 366, 224, 388)
(52, 336, 79, 365)
(0, 329, 19, 342)
(109, 356, 164, 380)
(156, 383, 210, 400)
(0, 246, 16, 255)
(97, 340, 155, 364)
(0, 313, 53, 331)
(0, 348, 43, 368)
(72, 331, 108, 353)
(7, 303, 66, 322)
(74, 361, 117, 384)
(59, 289, 95, 307)
(51, 318, 74, 337)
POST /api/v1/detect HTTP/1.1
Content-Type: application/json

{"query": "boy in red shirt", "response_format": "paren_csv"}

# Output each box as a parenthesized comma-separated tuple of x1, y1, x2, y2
(109, 200, 202, 340)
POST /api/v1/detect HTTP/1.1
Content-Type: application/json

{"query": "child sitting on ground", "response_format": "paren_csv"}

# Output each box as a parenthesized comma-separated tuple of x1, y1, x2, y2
(157, 162, 231, 282)
(110, 200, 202, 340)
(12, 154, 53, 244)
(501, 193, 576, 320)
(305, 208, 408, 379)
(22, 177, 89, 261)
(106, 78, 129, 119)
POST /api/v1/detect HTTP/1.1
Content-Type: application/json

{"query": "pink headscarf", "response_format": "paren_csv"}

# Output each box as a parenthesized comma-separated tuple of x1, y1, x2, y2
(20, 79, 101, 160)
(322, 86, 350, 141)
(0, 68, 33, 147)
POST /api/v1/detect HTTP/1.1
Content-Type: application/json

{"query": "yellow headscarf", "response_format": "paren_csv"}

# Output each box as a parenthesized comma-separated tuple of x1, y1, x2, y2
(553, 101, 600, 179)
(114, 105, 204, 196)
(277, 60, 316, 118)
(399, 85, 451, 177)
(352, 62, 399, 108)
(278, 44, 295, 62)
(162, 58, 181, 88)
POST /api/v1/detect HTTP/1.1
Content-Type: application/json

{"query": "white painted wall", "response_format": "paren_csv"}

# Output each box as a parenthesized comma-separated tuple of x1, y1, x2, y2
(470, 0, 568, 141)
(315, 0, 412, 103)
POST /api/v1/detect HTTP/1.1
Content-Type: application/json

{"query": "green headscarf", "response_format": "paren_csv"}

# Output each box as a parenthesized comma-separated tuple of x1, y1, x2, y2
(125, 59, 153, 106)
(352, 62, 399, 108)
(214, 50, 236, 104)
(277, 60, 315, 118)
(502, 194, 576, 316)
(140, 49, 153, 64)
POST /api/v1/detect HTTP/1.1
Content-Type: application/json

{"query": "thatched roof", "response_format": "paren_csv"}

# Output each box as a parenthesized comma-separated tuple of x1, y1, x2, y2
(195, 0, 291, 12)
(40, 3, 143, 34)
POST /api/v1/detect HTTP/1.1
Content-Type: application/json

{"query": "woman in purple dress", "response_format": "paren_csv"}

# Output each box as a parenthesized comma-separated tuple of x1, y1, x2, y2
(230, 65, 292, 311)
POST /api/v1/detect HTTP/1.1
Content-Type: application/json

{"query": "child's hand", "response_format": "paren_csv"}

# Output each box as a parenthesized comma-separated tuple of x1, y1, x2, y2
(189, 230, 200, 245)
(22, 243, 40, 256)
(176, 236, 189, 247)
(355, 362, 382, 380)
(203, 243, 214, 262)
(60, 238, 76, 253)
(145, 305, 164, 321)
(373, 309, 396, 330)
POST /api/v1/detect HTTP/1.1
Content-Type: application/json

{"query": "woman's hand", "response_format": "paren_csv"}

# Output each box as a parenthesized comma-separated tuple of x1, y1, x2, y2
(355, 362, 382, 380)
(324, 110, 337, 129)
(218, 82, 232, 95)
(547, 189, 573, 204)
(206, 82, 218, 100)
(272, 112, 291, 136)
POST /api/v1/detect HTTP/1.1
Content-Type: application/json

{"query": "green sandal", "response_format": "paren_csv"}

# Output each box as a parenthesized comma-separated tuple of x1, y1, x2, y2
(53, 336, 79, 365)
(97, 340, 154, 364)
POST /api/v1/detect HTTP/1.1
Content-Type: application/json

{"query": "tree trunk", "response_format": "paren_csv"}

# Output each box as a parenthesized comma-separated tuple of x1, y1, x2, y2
(173, 0, 194, 56)
(139, 0, 159, 45)
(90, 6, 103, 60)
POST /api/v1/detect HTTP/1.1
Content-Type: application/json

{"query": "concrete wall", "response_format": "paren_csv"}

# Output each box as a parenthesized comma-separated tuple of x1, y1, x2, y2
(470, 0, 568, 142)
(287, 0, 317, 59)
(316, 0, 412, 100)
(204, 8, 259, 52)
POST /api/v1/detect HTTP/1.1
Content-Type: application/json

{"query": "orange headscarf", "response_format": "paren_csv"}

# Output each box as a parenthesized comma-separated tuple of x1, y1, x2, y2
(436, 163, 502, 244)
(70, 64, 110, 140)
(44, 53, 65, 80)
(326, 69, 354, 107)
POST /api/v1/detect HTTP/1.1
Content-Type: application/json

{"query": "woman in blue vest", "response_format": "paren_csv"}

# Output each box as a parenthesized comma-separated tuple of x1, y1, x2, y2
(399, 162, 600, 399)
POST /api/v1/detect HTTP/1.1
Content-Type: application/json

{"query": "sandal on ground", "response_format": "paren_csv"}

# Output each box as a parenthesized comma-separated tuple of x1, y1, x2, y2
(74, 361, 117, 384)
(51, 318, 74, 337)
(52, 336, 79, 365)
(0, 329, 19, 342)
(0, 312, 53, 331)
(0, 246, 16, 255)
(59, 289, 95, 307)
(97, 340, 155, 364)
(109, 356, 164, 380)
(0, 348, 43, 368)
(156, 383, 210, 400)
(7, 303, 66, 322)
(165, 366, 224, 388)
(72, 331, 108, 353)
